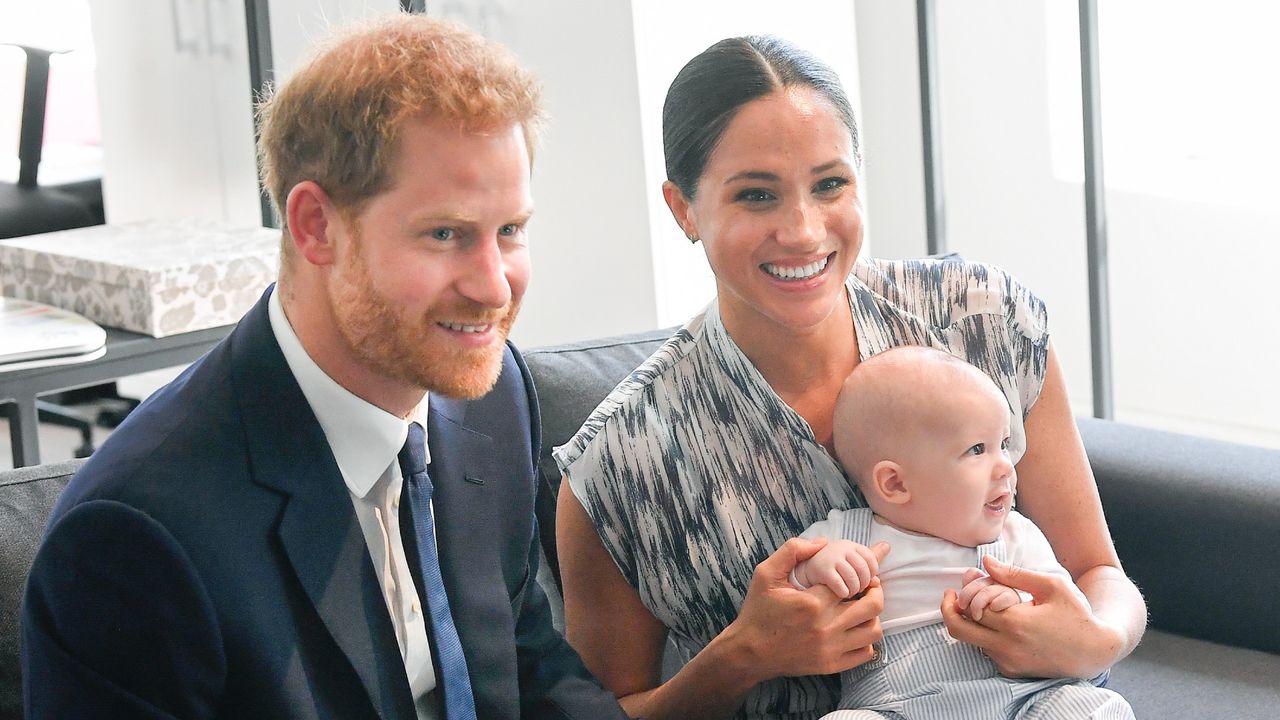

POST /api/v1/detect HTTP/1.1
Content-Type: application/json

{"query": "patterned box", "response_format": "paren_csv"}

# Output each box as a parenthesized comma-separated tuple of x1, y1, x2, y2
(0, 220, 279, 337)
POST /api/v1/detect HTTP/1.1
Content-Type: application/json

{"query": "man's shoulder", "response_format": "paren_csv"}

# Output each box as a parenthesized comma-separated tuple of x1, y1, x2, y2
(50, 349, 253, 531)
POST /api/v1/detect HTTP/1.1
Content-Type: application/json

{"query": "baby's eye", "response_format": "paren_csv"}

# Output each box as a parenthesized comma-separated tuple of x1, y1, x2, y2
(1000, 438, 1010, 451)
(967, 443, 986, 456)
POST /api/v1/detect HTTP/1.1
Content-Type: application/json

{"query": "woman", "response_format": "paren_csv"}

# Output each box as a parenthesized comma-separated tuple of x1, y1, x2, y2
(555, 35, 1146, 720)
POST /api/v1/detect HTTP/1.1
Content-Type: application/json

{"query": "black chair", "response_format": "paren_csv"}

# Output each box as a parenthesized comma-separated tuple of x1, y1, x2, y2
(0, 44, 104, 239)
(1, 43, 115, 458)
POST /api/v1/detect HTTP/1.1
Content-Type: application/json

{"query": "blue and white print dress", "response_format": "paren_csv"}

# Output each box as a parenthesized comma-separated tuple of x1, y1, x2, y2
(554, 258, 1051, 720)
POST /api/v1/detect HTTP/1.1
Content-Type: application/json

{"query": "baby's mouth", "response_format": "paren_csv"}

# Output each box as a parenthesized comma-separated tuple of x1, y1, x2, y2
(985, 493, 1010, 512)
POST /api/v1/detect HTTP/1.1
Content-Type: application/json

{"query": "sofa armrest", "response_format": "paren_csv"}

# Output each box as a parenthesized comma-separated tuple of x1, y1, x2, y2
(1077, 417, 1280, 654)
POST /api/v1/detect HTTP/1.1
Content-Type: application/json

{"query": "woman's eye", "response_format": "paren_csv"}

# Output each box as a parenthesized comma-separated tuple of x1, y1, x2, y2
(967, 443, 986, 456)
(735, 188, 775, 203)
(430, 228, 455, 241)
(814, 176, 849, 194)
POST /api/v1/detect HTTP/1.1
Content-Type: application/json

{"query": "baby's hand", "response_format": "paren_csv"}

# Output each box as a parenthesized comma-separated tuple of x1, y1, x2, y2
(790, 539, 887, 599)
(956, 566, 1023, 621)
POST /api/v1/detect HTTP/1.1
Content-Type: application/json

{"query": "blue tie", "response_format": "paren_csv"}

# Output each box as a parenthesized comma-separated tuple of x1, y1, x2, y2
(398, 422, 477, 720)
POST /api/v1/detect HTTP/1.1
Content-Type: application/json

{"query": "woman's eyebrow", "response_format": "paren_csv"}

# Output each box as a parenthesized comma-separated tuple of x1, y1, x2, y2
(811, 159, 849, 174)
(723, 170, 780, 185)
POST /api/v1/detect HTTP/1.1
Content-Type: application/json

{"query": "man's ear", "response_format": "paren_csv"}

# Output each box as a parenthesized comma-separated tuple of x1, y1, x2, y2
(662, 180, 699, 242)
(284, 180, 341, 267)
(871, 460, 910, 505)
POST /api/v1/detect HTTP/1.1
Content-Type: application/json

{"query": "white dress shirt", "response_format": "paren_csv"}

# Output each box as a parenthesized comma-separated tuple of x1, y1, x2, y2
(268, 288, 440, 720)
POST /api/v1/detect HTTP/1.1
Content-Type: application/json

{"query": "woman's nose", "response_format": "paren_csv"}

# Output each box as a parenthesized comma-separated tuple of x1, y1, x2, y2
(778, 199, 823, 249)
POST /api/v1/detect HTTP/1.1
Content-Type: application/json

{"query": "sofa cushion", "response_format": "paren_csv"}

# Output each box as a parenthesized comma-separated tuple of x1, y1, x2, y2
(0, 458, 82, 720)
(1108, 629, 1280, 716)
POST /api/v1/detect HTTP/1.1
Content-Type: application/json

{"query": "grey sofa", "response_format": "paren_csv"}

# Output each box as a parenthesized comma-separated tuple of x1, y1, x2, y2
(522, 328, 1280, 718)
(2, 328, 1278, 718)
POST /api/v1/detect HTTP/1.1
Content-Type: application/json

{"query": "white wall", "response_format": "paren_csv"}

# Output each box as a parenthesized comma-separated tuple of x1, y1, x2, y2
(851, 0, 928, 261)
(851, 0, 1280, 447)
(486, 0, 660, 348)
(267, 0, 400, 86)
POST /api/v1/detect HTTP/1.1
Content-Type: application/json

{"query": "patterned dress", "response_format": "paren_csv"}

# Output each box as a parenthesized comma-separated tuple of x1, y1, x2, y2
(554, 258, 1051, 719)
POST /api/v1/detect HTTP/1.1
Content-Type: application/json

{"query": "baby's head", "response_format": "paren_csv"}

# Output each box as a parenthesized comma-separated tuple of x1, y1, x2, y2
(832, 346, 1017, 547)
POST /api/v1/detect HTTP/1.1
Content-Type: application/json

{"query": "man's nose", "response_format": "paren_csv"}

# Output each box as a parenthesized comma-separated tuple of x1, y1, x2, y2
(458, 239, 513, 309)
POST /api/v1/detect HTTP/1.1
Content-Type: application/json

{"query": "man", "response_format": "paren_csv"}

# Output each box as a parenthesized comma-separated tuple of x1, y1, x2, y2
(21, 15, 626, 720)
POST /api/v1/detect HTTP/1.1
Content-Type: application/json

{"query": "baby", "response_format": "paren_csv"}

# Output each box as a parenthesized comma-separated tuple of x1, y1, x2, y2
(792, 346, 1133, 719)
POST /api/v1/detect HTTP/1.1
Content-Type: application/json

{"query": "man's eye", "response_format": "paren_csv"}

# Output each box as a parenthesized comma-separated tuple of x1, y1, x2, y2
(430, 228, 455, 241)
(967, 443, 986, 456)
(736, 188, 775, 203)
(814, 176, 849, 194)
(498, 223, 520, 236)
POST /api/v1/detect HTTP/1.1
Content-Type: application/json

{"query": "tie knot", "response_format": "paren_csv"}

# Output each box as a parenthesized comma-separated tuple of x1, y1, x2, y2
(399, 421, 428, 477)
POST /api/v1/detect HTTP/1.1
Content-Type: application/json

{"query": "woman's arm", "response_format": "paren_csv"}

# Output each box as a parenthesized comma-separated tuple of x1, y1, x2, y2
(557, 483, 885, 719)
(942, 343, 1147, 678)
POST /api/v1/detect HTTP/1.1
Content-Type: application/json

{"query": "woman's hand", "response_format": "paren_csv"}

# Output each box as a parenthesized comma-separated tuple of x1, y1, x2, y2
(941, 556, 1126, 679)
(955, 565, 1023, 622)
(724, 537, 888, 684)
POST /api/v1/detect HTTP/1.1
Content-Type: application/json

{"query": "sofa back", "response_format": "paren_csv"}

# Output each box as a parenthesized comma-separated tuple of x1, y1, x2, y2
(1078, 416, 1280, 655)
(523, 327, 675, 589)
(0, 459, 81, 720)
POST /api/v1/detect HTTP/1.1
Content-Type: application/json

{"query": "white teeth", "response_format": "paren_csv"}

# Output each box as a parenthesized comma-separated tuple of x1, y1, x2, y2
(441, 322, 490, 333)
(763, 255, 829, 280)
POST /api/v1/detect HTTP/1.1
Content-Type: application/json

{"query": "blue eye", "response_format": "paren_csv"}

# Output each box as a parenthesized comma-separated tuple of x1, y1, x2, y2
(967, 443, 986, 456)
(430, 228, 455, 241)
(498, 223, 519, 236)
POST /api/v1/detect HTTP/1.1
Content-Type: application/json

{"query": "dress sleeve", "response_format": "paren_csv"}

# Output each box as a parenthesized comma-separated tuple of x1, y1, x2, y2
(555, 418, 643, 589)
(988, 263, 1051, 418)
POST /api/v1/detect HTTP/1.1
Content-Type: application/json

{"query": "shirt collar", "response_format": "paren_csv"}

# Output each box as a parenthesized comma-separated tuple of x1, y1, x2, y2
(268, 286, 429, 498)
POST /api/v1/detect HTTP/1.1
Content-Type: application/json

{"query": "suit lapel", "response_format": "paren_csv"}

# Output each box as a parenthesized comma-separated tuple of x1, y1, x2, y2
(426, 397, 507, 676)
(427, 396, 494, 571)
(230, 288, 414, 720)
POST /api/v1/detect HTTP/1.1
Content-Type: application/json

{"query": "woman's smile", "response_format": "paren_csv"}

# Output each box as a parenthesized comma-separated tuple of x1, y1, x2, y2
(761, 252, 833, 281)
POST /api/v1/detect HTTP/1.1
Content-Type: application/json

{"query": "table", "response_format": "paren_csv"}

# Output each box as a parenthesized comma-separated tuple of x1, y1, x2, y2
(1, 324, 233, 467)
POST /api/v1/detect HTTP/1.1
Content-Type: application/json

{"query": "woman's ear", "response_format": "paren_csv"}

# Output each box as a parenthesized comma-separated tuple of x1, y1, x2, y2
(871, 460, 910, 505)
(662, 180, 699, 242)
(285, 180, 340, 268)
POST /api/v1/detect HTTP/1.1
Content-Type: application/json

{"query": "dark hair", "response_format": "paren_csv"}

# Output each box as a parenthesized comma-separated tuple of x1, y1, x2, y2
(662, 35, 860, 198)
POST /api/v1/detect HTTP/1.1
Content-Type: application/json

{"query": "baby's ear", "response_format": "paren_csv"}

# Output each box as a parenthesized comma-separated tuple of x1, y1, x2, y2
(871, 461, 910, 505)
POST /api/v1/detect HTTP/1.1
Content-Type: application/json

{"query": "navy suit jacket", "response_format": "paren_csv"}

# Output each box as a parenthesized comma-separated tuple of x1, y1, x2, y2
(21, 288, 625, 720)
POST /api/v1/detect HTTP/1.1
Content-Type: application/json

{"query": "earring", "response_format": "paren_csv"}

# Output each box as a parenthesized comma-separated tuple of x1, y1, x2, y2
(687, 233, 699, 244)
